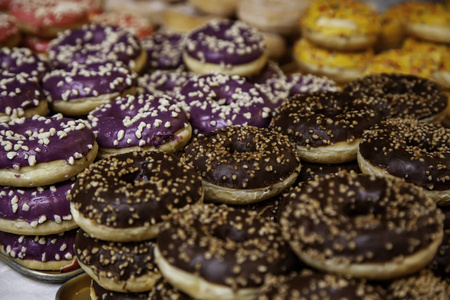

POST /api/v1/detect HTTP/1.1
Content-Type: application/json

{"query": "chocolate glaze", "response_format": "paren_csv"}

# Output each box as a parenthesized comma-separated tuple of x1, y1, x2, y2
(359, 118, 450, 191)
(429, 206, 449, 280)
(258, 270, 385, 300)
(270, 91, 380, 148)
(48, 24, 142, 70)
(0, 114, 96, 169)
(0, 229, 76, 263)
(138, 70, 193, 98)
(68, 151, 203, 229)
(141, 31, 185, 71)
(0, 71, 46, 118)
(0, 181, 72, 225)
(148, 277, 193, 300)
(183, 125, 300, 189)
(42, 61, 137, 102)
(157, 204, 303, 288)
(92, 280, 149, 300)
(344, 73, 448, 121)
(179, 73, 273, 134)
(298, 160, 361, 182)
(387, 270, 448, 299)
(0, 47, 50, 81)
(280, 173, 444, 264)
(88, 94, 190, 149)
(75, 229, 158, 282)
(184, 19, 265, 66)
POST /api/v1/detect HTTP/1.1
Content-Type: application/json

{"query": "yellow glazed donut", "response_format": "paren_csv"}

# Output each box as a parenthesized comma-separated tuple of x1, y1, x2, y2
(375, 3, 410, 52)
(301, 0, 380, 51)
(405, 2, 450, 44)
(294, 38, 374, 84)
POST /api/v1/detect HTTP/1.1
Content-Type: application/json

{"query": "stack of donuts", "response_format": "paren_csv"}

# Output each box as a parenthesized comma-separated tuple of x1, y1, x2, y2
(0, 1, 449, 299)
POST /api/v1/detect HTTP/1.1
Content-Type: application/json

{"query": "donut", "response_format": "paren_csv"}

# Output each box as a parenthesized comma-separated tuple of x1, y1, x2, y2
(433, 52, 450, 90)
(257, 270, 385, 300)
(47, 24, 146, 73)
(154, 203, 303, 300)
(73, 0, 104, 16)
(0, 71, 48, 121)
(183, 125, 301, 204)
(42, 61, 138, 116)
(138, 69, 193, 98)
(293, 38, 374, 84)
(162, 3, 220, 34)
(88, 94, 191, 158)
(0, 13, 20, 48)
(280, 172, 445, 280)
(345, 73, 449, 124)
(357, 118, 450, 206)
(374, 3, 409, 52)
(22, 35, 51, 55)
(400, 37, 448, 67)
(179, 73, 274, 135)
(0, 114, 98, 187)
(0, 181, 76, 236)
(148, 277, 192, 300)
(68, 151, 204, 242)
(105, 0, 169, 26)
(386, 269, 448, 299)
(429, 206, 449, 280)
(183, 19, 267, 77)
(90, 280, 150, 300)
(405, 2, 450, 44)
(259, 31, 287, 61)
(8, 0, 89, 38)
(270, 91, 380, 164)
(285, 73, 339, 97)
(188, 0, 238, 17)
(300, 0, 380, 51)
(0, 47, 50, 81)
(75, 228, 160, 293)
(237, 0, 310, 35)
(90, 11, 154, 40)
(141, 31, 185, 71)
(0, 229, 77, 271)
(297, 160, 361, 183)
(0, 0, 10, 11)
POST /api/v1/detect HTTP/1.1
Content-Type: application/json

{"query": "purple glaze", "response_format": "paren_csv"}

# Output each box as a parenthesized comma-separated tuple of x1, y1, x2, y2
(141, 31, 186, 70)
(42, 61, 137, 102)
(138, 69, 193, 98)
(0, 71, 46, 117)
(0, 229, 76, 263)
(0, 181, 73, 224)
(286, 73, 339, 97)
(0, 114, 96, 169)
(179, 73, 273, 134)
(184, 19, 265, 66)
(88, 94, 189, 149)
(249, 61, 287, 108)
(48, 24, 142, 70)
(0, 47, 50, 81)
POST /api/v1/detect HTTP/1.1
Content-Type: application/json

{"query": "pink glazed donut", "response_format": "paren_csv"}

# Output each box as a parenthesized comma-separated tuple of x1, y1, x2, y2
(0, 114, 98, 187)
(88, 94, 192, 158)
(179, 73, 273, 135)
(0, 181, 77, 235)
(0, 71, 48, 121)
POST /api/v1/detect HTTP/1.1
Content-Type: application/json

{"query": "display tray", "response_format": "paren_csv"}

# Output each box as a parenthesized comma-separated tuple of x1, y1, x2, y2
(0, 251, 83, 284)
(55, 273, 91, 300)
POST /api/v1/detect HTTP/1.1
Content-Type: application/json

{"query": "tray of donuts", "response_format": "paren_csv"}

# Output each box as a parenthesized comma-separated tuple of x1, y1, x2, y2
(0, 0, 448, 299)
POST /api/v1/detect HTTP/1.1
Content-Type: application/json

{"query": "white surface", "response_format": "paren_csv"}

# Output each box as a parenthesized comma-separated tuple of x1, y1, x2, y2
(0, 261, 61, 300)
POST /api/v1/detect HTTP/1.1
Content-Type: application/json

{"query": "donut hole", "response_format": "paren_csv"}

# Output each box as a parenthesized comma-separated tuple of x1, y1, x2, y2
(212, 224, 247, 243)
(118, 166, 152, 184)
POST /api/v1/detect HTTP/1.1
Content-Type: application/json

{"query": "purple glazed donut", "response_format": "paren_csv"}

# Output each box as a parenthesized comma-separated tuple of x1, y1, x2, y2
(0, 47, 50, 81)
(48, 24, 146, 73)
(0, 71, 48, 121)
(183, 19, 267, 76)
(0, 181, 76, 235)
(141, 31, 186, 71)
(42, 61, 138, 116)
(0, 114, 98, 187)
(286, 73, 339, 97)
(138, 69, 193, 98)
(88, 94, 192, 158)
(0, 229, 77, 271)
(179, 73, 273, 135)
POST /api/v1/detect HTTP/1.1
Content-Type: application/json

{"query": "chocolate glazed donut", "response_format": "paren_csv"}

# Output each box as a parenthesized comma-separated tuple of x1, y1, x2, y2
(280, 172, 444, 280)
(358, 118, 450, 205)
(68, 151, 204, 242)
(154, 203, 303, 300)
(183, 125, 301, 204)
(75, 229, 160, 293)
